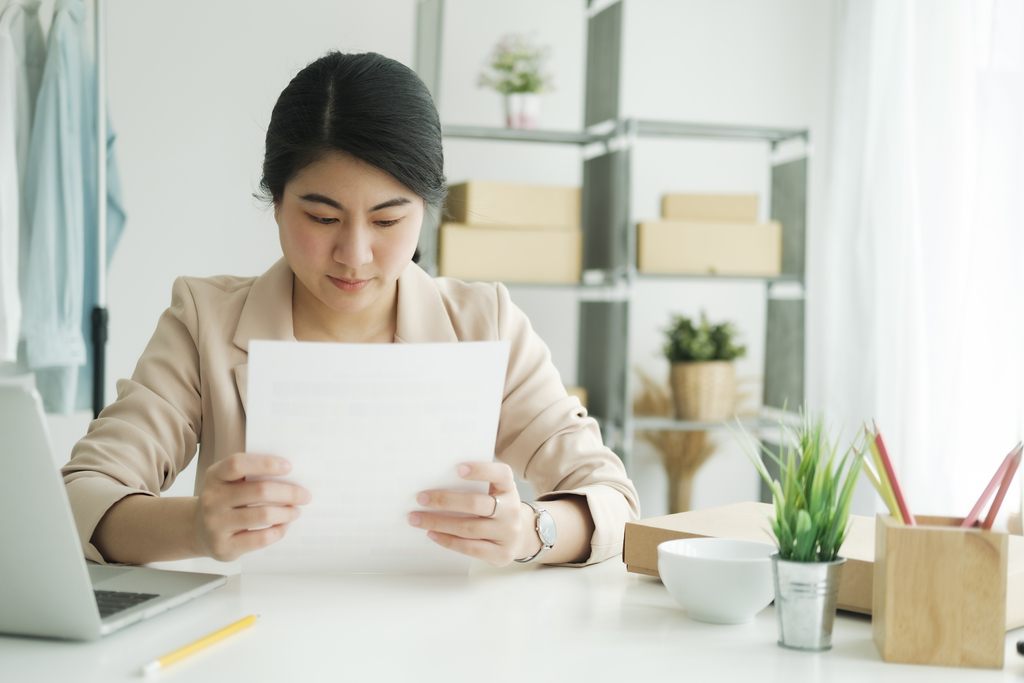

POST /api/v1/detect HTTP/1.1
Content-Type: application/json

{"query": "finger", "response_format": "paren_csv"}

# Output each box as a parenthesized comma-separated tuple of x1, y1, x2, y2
(230, 505, 302, 532)
(416, 490, 500, 517)
(456, 461, 516, 494)
(225, 480, 312, 508)
(409, 511, 500, 541)
(426, 531, 507, 566)
(229, 523, 292, 556)
(211, 453, 292, 483)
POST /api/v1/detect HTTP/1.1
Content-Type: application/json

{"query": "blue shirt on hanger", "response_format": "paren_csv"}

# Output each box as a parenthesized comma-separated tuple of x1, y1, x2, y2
(0, 0, 46, 363)
(20, 0, 125, 414)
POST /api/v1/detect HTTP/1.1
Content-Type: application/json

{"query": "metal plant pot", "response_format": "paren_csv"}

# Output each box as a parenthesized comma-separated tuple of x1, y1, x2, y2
(772, 554, 846, 651)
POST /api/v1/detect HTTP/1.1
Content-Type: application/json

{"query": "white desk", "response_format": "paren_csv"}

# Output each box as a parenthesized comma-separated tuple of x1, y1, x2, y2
(2, 559, 1022, 682)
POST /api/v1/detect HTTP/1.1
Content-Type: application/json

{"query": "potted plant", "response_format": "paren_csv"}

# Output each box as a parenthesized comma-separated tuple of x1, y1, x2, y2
(477, 33, 553, 129)
(662, 311, 745, 421)
(736, 414, 864, 650)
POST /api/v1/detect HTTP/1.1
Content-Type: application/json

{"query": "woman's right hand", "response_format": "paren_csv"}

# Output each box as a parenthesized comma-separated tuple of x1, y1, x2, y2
(194, 453, 312, 561)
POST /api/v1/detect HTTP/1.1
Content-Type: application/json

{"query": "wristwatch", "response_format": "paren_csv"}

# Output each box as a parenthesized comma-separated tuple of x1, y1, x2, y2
(515, 500, 557, 563)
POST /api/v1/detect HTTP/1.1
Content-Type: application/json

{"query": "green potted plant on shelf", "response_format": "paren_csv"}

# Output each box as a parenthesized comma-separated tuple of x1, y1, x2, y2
(477, 33, 553, 130)
(662, 311, 746, 421)
(735, 414, 864, 651)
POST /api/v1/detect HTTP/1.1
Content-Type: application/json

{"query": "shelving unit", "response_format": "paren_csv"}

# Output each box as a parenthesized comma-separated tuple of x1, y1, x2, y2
(632, 416, 780, 433)
(415, 0, 808, 477)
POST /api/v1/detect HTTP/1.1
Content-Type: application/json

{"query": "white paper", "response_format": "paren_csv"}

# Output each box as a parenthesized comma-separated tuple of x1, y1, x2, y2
(241, 340, 509, 575)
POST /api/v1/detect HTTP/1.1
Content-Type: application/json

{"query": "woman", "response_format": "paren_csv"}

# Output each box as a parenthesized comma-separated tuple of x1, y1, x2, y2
(62, 52, 639, 568)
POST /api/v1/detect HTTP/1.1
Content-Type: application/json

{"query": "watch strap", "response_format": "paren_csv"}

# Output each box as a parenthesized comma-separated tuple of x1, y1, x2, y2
(514, 500, 553, 564)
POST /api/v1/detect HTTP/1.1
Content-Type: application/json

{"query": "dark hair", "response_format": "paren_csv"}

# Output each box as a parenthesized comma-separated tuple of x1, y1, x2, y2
(259, 52, 446, 261)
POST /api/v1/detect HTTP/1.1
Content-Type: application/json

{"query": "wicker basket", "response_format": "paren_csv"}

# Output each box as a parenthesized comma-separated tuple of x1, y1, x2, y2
(669, 361, 737, 420)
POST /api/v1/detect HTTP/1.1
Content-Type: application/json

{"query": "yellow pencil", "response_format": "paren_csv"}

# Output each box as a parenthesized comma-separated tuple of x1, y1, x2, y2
(861, 451, 900, 518)
(141, 614, 258, 675)
(867, 435, 902, 520)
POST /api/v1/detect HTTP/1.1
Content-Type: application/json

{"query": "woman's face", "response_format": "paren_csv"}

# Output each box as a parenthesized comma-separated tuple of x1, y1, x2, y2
(276, 151, 424, 319)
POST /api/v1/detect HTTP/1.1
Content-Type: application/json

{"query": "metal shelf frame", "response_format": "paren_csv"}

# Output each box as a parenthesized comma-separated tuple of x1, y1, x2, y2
(442, 119, 809, 148)
(415, 0, 809, 477)
(634, 416, 771, 433)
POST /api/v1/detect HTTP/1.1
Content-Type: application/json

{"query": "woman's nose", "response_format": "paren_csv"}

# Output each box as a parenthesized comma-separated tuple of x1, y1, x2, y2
(333, 224, 373, 268)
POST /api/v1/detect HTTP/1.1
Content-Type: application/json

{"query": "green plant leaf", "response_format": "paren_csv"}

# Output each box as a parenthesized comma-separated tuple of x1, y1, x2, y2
(732, 410, 867, 563)
(662, 310, 747, 363)
(478, 34, 553, 94)
(793, 509, 815, 561)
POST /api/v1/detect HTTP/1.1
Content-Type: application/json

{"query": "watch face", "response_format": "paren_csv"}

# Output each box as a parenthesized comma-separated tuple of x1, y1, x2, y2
(537, 509, 557, 547)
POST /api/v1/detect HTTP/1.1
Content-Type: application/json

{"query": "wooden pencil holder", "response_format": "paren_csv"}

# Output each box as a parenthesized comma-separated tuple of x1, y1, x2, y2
(872, 514, 1008, 669)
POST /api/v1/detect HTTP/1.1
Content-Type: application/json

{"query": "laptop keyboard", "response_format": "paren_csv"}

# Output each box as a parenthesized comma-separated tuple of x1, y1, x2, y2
(94, 590, 160, 618)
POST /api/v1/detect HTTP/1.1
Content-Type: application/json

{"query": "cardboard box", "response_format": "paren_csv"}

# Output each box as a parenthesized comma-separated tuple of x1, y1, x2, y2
(438, 223, 581, 284)
(661, 193, 759, 222)
(625, 502, 875, 615)
(623, 502, 1024, 630)
(445, 181, 581, 229)
(636, 220, 782, 276)
(873, 515, 1008, 668)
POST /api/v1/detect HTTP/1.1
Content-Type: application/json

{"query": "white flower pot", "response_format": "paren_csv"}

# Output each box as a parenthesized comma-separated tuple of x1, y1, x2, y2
(503, 93, 541, 129)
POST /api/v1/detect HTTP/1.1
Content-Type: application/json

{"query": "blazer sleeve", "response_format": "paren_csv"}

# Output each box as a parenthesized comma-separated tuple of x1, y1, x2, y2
(61, 277, 203, 563)
(492, 283, 640, 566)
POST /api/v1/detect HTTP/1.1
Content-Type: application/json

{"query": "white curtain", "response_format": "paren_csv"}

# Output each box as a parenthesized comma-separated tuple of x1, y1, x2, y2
(811, 0, 1024, 518)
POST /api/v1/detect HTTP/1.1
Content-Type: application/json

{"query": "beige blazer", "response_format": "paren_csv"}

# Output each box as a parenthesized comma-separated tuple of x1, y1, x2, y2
(62, 259, 640, 565)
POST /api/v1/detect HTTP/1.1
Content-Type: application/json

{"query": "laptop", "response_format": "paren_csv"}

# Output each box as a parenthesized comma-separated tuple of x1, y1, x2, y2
(0, 383, 226, 641)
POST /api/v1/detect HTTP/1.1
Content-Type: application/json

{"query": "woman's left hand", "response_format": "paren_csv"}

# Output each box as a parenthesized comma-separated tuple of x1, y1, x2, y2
(408, 461, 538, 567)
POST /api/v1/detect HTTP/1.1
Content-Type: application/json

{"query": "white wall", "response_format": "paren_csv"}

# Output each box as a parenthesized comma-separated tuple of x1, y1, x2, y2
(46, 0, 840, 514)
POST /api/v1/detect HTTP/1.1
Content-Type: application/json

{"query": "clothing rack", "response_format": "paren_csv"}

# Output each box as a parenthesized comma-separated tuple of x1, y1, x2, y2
(91, 0, 107, 418)
(2, 0, 110, 415)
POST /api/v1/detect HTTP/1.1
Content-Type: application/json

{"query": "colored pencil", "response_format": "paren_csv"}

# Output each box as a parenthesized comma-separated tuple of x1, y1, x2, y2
(866, 434, 902, 520)
(861, 446, 899, 518)
(873, 421, 915, 525)
(961, 442, 1023, 529)
(982, 446, 1021, 529)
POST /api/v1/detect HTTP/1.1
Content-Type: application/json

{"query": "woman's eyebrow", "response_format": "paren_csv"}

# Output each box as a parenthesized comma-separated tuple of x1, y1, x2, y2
(299, 192, 343, 209)
(369, 197, 412, 211)
(298, 193, 411, 212)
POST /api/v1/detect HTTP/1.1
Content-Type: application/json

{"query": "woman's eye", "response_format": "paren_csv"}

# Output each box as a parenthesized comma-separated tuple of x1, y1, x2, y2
(307, 214, 337, 225)
(375, 218, 403, 228)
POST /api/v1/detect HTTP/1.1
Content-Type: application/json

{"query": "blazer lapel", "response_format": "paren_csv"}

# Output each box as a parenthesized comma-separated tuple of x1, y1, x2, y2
(232, 258, 296, 413)
(394, 263, 459, 344)
(233, 364, 249, 414)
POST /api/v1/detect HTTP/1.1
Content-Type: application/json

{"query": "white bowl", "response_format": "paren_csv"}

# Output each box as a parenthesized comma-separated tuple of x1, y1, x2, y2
(657, 537, 776, 624)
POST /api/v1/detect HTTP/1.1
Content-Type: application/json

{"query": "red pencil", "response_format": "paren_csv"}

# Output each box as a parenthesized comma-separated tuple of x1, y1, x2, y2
(872, 421, 915, 525)
(982, 445, 1022, 530)
(962, 443, 1022, 529)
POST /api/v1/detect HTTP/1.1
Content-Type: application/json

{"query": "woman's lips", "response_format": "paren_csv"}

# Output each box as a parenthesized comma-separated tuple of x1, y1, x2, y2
(328, 275, 370, 292)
